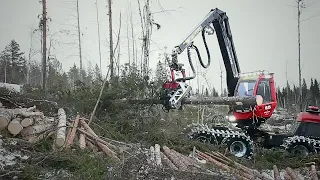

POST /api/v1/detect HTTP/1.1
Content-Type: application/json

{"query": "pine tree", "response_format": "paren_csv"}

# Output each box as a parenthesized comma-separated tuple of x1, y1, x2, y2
(0, 40, 26, 84)
(155, 61, 167, 87)
(313, 79, 319, 106)
(301, 78, 308, 107)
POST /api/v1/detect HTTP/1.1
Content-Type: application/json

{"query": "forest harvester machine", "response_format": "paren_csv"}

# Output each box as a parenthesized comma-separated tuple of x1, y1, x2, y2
(158, 8, 320, 158)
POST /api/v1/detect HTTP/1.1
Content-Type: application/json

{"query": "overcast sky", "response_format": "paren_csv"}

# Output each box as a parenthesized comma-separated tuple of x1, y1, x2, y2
(0, 0, 319, 94)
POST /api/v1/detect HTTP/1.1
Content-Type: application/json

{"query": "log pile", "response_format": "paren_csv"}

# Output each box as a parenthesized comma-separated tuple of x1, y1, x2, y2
(0, 104, 55, 143)
(146, 145, 320, 180)
(62, 116, 121, 162)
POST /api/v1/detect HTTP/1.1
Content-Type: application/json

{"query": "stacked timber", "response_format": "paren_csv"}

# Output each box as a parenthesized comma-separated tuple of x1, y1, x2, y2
(0, 105, 55, 142)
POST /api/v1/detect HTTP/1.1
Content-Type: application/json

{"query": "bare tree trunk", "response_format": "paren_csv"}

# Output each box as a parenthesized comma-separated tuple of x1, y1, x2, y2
(4, 60, 6, 83)
(129, 2, 135, 67)
(113, 13, 122, 76)
(95, 0, 102, 75)
(126, 9, 131, 67)
(298, 0, 302, 112)
(108, 0, 114, 79)
(137, 0, 145, 71)
(76, 0, 83, 82)
(42, 0, 47, 91)
(26, 29, 35, 84)
(143, 0, 151, 77)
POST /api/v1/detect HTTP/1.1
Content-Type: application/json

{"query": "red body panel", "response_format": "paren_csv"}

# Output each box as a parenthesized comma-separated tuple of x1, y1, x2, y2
(297, 106, 320, 123)
(297, 112, 320, 123)
(163, 81, 179, 90)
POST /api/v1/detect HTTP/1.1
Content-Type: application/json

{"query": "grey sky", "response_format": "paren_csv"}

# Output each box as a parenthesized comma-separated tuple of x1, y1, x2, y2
(0, 0, 319, 94)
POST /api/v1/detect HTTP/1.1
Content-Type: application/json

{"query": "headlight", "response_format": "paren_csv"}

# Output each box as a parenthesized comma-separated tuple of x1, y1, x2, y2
(227, 115, 236, 122)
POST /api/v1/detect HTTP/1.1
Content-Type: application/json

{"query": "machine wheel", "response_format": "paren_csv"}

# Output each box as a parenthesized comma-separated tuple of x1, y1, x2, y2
(223, 137, 254, 158)
(287, 143, 315, 157)
(196, 135, 210, 143)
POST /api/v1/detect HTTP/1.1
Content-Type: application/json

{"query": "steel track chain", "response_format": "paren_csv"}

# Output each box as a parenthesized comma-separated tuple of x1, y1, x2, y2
(281, 135, 320, 152)
(187, 123, 254, 156)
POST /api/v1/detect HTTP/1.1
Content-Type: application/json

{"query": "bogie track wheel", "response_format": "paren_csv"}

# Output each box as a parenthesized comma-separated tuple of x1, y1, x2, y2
(287, 142, 315, 158)
(223, 137, 254, 158)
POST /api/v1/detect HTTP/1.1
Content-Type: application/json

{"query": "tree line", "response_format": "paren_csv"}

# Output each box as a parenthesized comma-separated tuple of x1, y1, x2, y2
(2, 39, 320, 112)
(277, 78, 320, 110)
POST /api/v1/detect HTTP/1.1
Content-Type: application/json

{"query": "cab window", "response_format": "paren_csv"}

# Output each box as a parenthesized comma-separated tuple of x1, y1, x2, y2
(256, 79, 272, 103)
(236, 80, 256, 97)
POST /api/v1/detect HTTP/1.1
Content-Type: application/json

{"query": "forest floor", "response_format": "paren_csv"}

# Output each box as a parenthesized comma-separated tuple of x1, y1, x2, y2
(0, 92, 319, 180)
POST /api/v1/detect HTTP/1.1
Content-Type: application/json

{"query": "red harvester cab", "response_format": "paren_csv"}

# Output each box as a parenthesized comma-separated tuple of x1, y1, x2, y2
(230, 71, 277, 128)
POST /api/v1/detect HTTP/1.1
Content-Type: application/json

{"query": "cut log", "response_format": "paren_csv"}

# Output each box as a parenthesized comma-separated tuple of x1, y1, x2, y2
(211, 151, 270, 180)
(197, 151, 253, 180)
(65, 115, 80, 148)
(26, 105, 36, 112)
(20, 123, 54, 142)
(77, 128, 119, 161)
(13, 108, 44, 118)
(7, 118, 23, 135)
(79, 128, 86, 149)
(55, 108, 67, 148)
(160, 151, 178, 170)
(86, 138, 98, 152)
(286, 167, 300, 180)
(149, 146, 155, 165)
(284, 172, 292, 180)
(80, 119, 118, 152)
(0, 109, 14, 130)
(311, 165, 318, 180)
(162, 146, 188, 171)
(273, 165, 280, 180)
(154, 144, 162, 166)
(21, 118, 34, 127)
(170, 149, 192, 167)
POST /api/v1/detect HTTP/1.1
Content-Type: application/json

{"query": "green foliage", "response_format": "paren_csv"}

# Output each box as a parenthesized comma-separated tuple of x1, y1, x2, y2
(277, 78, 320, 111)
(0, 39, 26, 84)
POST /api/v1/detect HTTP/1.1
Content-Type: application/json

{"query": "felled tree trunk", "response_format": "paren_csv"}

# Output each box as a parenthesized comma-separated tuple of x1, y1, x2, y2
(273, 165, 280, 180)
(149, 146, 155, 165)
(55, 108, 66, 148)
(86, 138, 98, 152)
(80, 119, 118, 152)
(311, 165, 319, 180)
(162, 146, 188, 171)
(65, 115, 80, 148)
(286, 167, 300, 180)
(77, 125, 120, 161)
(154, 144, 162, 166)
(112, 96, 257, 106)
(160, 151, 178, 170)
(197, 151, 253, 180)
(79, 127, 86, 149)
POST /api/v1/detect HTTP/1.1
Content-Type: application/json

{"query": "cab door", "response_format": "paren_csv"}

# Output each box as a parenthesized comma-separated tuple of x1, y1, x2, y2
(254, 77, 277, 118)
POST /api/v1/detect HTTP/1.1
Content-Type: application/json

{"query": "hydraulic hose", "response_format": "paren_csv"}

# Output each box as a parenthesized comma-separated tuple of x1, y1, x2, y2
(176, 28, 212, 81)
(198, 27, 211, 68)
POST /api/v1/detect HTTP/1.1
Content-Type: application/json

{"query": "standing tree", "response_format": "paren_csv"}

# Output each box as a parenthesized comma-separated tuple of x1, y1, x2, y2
(76, 0, 84, 81)
(297, 0, 304, 111)
(0, 40, 26, 84)
(108, 0, 114, 79)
